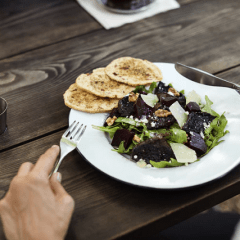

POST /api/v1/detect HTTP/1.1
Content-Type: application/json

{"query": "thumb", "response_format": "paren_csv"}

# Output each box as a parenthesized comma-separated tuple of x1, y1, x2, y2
(50, 172, 68, 197)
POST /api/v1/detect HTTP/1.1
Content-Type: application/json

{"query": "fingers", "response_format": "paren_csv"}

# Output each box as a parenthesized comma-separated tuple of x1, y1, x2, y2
(50, 172, 67, 196)
(50, 172, 74, 213)
(32, 145, 60, 177)
(17, 162, 34, 176)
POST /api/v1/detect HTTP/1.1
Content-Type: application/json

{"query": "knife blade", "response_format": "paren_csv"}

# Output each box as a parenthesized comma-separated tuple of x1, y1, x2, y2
(175, 63, 240, 93)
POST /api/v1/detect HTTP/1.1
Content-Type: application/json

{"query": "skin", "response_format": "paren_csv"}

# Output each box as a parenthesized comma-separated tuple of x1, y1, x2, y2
(0, 145, 74, 240)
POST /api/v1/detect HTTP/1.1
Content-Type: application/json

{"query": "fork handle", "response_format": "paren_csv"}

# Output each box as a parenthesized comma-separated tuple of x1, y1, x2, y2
(49, 151, 68, 177)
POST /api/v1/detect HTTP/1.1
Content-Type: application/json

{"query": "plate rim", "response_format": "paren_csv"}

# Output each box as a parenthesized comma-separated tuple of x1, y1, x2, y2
(69, 62, 240, 189)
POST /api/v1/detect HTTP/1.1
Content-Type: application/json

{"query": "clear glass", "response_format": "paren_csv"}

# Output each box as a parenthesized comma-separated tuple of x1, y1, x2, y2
(97, 0, 156, 13)
(0, 97, 7, 135)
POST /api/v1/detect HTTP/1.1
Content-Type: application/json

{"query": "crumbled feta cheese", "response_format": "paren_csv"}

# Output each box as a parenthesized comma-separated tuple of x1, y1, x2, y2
(134, 155, 138, 159)
(136, 159, 147, 168)
(130, 115, 133, 119)
(200, 131, 204, 139)
(167, 91, 175, 96)
(151, 122, 156, 127)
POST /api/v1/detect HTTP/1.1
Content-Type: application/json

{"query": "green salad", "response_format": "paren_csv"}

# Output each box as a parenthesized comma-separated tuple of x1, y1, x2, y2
(93, 81, 229, 168)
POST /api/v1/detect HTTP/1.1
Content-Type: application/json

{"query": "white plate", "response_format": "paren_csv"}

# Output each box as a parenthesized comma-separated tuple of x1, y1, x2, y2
(69, 63, 240, 189)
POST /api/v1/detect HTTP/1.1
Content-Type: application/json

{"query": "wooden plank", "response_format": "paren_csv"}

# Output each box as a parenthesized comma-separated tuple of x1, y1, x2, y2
(1, 0, 240, 151)
(0, 131, 240, 240)
(0, 0, 200, 59)
(0, 0, 101, 59)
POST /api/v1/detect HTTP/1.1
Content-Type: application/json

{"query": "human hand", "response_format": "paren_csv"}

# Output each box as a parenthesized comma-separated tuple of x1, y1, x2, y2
(0, 145, 74, 240)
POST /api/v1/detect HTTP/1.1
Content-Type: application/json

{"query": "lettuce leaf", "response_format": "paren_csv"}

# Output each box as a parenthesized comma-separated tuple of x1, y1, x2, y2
(112, 141, 137, 154)
(133, 82, 157, 94)
(201, 95, 219, 117)
(150, 158, 184, 168)
(167, 128, 188, 143)
(92, 125, 121, 139)
(204, 113, 229, 153)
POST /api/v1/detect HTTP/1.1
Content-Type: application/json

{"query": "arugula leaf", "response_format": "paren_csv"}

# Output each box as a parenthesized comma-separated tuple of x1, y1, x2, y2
(150, 158, 184, 168)
(167, 128, 187, 143)
(133, 82, 157, 94)
(148, 82, 158, 93)
(92, 125, 121, 139)
(115, 117, 148, 132)
(112, 141, 137, 154)
(201, 95, 219, 117)
(204, 113, 229, 153)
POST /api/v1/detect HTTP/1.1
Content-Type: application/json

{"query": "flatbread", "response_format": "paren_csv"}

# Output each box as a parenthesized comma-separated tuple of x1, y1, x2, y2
(105, 57, 163, 86)
(76, 68, 135, 99)
(63, 83, 119, 113)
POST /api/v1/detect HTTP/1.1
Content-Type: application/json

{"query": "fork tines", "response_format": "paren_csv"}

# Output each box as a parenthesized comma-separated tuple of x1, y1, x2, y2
(64, 121, 87, 140)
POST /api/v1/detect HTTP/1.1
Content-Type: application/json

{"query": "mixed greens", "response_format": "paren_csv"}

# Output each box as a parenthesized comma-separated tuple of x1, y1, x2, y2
(93, 81, 229, 168)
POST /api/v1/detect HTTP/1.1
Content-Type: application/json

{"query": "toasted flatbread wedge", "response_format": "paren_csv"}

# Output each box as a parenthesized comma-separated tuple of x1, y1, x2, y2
(105, 57, 163, 86)
(76, 68, 134, 99)
(63, 83, 119, 113)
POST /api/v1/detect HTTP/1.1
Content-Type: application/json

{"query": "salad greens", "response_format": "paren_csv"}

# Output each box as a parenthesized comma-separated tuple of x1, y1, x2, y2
(93, 82, 229, 168)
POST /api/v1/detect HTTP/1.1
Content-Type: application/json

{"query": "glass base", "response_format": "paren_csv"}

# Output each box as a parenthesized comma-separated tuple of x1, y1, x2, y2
(98, 0, 156, 14)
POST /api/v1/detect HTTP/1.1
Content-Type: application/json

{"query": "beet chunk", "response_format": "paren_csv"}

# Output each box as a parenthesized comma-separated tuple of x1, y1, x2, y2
(134, 96, 153, 119)
(182, 112, 215, 134)
(111, 129, 135, 149)
(131, 135, 175, 164)
(154, 81, 170, 94)
(186, 132, 207, 156)
(177, 93, 186, 108)
(186, 102, 201, 113)
(158, 93, 178, 107)
(118, 96, 135, 117)
(147, 115, 176, 129)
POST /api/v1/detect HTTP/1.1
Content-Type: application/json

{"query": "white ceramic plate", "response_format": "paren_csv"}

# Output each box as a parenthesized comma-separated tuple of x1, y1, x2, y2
(69, 63, 240, 189)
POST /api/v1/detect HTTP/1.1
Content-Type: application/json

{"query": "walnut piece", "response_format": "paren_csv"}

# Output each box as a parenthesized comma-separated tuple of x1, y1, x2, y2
(128, 92, 139, 102)
(133, 135, 141, 143)
(106, 116, 117, 126)
(168, 87, 180, 96)
(155, 109, 172, 117)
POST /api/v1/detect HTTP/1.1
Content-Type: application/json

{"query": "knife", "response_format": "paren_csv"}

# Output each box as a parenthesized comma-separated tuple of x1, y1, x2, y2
(175, 63, 240, 94)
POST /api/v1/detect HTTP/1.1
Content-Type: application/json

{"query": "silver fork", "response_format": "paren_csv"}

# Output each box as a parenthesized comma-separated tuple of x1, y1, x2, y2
(50, 121, 87, 177)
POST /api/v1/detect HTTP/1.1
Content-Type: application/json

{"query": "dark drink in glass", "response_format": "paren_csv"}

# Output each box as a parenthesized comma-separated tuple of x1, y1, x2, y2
(105, 0, 155, 11)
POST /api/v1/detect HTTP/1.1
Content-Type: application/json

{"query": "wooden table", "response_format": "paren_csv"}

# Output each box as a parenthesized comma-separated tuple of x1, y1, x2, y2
(1, 0, 240, 239)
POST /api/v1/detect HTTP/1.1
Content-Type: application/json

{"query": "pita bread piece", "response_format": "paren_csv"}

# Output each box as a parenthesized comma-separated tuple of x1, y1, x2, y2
(63, 83, 119, 113)
(76, 69, 135, 99)
(105, 57, 163, 86)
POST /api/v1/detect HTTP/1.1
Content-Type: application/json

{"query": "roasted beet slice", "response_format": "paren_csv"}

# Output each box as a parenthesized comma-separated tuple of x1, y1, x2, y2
(111, 129, 135, 149)
(158, 93, 178, 107)
(131, 135, 175, 164)
(186, 132, 207, 156)
(154, 81, 170, 94)
(177, 93, 186, 107)
(147, 115, 176, 129)
(118, 96, 135, 117)
(182, 112, 215, 134)
(134, 96, 153, 119)
(185, 102, 201, 113)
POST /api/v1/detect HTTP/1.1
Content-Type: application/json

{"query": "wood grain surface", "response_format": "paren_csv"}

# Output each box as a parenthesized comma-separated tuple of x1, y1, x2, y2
(1, 0, 240, 239)
(0, 0, 213, 60)
(0, 130, 240, 240)
(1, 0, 240, 151)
